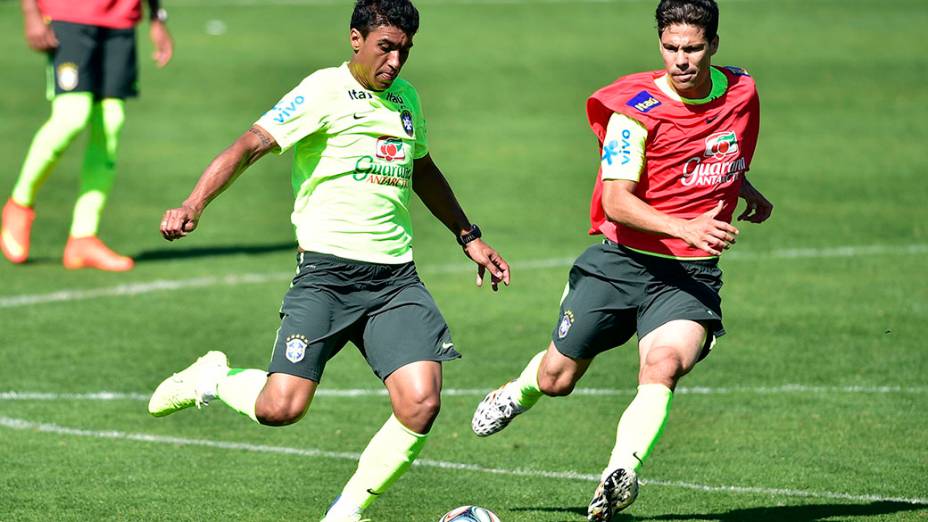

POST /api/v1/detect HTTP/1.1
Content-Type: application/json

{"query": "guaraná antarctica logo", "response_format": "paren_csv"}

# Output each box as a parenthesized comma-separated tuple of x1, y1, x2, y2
(680, 130, 745, 187)
(353, 136, 412, 187)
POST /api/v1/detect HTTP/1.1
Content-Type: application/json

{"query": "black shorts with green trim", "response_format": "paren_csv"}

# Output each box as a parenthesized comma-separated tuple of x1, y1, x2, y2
(268, 252, 460, 383)
(552, 240, 724, 361)
(47, 21, 138, 99)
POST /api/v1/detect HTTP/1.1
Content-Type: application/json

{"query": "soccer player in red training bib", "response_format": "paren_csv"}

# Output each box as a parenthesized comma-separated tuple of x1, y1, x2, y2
(472, 1, 773, 519)
(1, 0, 173, 271)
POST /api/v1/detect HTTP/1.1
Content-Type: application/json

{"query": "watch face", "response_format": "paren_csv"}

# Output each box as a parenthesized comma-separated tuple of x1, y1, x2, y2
(458, 225, 481, 246)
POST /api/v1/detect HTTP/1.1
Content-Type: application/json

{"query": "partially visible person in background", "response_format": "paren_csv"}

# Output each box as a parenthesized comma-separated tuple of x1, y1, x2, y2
(2, 0, 174, 271)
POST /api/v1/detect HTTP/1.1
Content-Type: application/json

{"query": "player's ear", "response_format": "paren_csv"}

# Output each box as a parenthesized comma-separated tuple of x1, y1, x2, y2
(350, 28, 364, 53)
(709, 35, 719, 56)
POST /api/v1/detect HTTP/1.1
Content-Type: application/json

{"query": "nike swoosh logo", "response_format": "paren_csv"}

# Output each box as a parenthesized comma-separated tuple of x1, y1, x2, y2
(366, 488, 382, 496)
(353, 112, 372, 120)
(706, 116, 717, 123)
(442, 342, 455, 350)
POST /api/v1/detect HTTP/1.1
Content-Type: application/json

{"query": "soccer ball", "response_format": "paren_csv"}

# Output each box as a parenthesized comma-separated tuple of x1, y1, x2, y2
(438, 505, 501, 522)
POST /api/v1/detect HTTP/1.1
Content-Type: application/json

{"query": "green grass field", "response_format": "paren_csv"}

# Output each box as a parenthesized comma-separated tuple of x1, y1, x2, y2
(1, 0, 927, 520)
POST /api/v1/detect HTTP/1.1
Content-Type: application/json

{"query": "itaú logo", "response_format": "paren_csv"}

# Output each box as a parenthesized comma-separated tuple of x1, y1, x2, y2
(704, 131, 739, 159)
(681, 156, 745, 187)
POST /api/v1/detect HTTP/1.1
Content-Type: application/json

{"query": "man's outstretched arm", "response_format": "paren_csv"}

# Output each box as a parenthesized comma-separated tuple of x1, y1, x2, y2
(412, 154, 510, 290)
(160, 125, 277, 241)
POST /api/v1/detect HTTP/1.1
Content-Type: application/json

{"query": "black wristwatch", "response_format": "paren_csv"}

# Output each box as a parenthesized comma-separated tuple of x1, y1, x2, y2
(456, 224, 482, 247)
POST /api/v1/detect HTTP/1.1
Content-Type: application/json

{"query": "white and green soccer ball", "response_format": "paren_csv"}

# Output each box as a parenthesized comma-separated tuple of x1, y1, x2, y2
(439, 505, 501, 522)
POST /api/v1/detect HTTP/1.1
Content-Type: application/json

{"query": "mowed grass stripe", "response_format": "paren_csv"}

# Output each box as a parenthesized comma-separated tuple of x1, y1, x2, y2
(1, 243, 925, 309)
(3, 384, 927, 402)
(1, 415, 926, 506)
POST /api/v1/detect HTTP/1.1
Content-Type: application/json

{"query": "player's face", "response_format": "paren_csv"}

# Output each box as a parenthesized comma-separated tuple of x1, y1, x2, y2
(659, 23, 719, 99)
(349, 25, 413, 91)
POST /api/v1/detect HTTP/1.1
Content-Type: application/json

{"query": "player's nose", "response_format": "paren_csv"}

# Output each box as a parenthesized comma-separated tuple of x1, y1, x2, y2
(386, 50, 402, 69)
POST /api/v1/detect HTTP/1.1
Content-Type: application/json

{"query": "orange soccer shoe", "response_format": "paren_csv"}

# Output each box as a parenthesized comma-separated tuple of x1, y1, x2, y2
(63, 236, 134, 272)
(1, 198, 36, 264)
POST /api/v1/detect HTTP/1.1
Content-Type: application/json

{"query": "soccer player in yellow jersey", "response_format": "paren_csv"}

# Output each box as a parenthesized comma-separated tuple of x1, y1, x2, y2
(148, 1, 510, 520)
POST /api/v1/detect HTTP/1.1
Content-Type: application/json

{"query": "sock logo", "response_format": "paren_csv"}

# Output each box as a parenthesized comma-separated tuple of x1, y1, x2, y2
(285, 334, 308, 363)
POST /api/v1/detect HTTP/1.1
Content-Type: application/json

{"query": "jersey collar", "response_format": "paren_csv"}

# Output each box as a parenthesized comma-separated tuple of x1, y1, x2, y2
(654, 66, 728, 105)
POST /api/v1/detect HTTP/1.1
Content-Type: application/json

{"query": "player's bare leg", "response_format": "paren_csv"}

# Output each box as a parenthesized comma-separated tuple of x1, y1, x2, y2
(589, 320, 708, 520)
(384, 360, 442, 433)
(536, 342, 593, 396)
(253, 373, 316, 425)
(324, 361, 440, 522)
(472, 343, 592, 436)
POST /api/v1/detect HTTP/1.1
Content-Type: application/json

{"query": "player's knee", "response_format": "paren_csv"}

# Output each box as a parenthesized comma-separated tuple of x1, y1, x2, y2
(394, 393, 441, 433)
(538, 370, 576, 397)
(255, 396, 308, 426)
(640, 346, 687, 385)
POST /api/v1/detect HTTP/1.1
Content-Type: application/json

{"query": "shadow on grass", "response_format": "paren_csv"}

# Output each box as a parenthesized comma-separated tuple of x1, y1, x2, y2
(14, 241, 296, 266)
(133, 241, 296, 263)
(512, 501, 927, 521)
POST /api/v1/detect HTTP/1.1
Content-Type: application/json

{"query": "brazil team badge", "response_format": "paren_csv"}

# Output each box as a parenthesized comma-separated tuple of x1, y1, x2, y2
(57, 62, 79, 91)
(285, 334, 309, 363)
(400, 110, 414, 137)
(557, 310, 575, 339)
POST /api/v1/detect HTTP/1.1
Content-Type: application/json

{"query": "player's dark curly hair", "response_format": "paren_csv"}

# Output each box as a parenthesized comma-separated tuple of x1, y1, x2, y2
(656, 0, 719, 41)
(351, 0, 420, 37)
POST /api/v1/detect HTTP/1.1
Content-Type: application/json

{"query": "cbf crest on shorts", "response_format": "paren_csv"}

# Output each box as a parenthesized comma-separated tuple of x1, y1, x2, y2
(557, 310, 575, 339)
(285, 334, 309, 363)
(57, 62, 79, 91)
